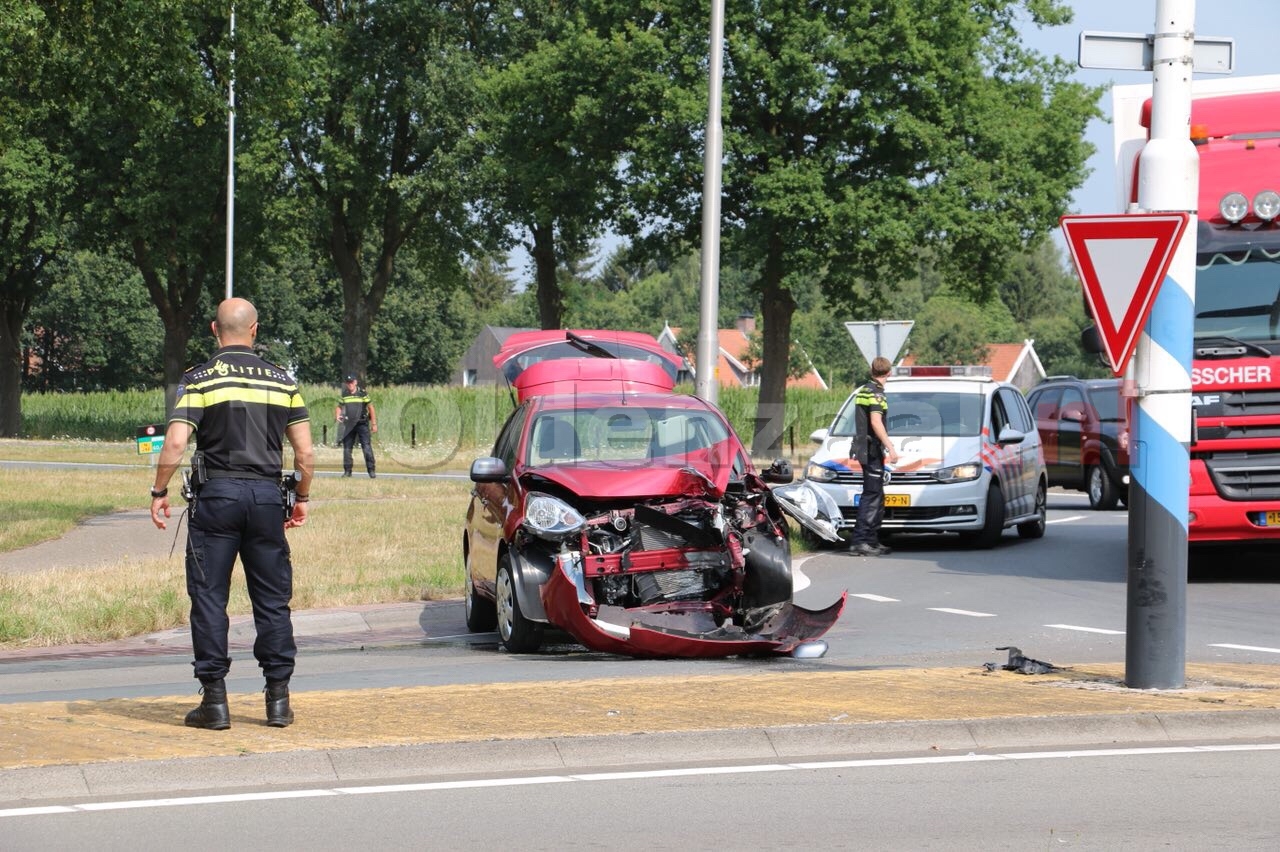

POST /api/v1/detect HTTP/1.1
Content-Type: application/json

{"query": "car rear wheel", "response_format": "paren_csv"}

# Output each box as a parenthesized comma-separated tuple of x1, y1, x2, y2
(973, 484, 1005, 549)
(496, 554, 543, 653)
(1087, 465, 1119, 510)
(463, 549, 497, 633)
(1017, 480, 1047, 539)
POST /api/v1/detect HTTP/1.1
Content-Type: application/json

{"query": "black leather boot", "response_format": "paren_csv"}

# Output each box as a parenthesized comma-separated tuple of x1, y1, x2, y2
(265, 678, 294, 727)
(184, 679, 230, 730)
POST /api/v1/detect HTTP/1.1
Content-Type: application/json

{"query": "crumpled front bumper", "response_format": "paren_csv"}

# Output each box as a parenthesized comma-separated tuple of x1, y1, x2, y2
(539, 555, 847, 659)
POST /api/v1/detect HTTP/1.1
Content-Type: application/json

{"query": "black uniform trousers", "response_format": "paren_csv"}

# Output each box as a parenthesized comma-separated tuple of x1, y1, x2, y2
(341, 419, 376, 476)
(186, 477, 296, 683)
(852, 459, 885, 546)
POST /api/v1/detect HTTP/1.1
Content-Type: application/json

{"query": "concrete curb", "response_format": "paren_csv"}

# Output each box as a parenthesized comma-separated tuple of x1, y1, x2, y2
(4, 708, 1280, 805)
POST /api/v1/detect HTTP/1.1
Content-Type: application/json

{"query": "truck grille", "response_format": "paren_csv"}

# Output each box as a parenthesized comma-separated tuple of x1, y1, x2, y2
(1204, 452, 1280, 500)
(1196, 388, 1280, 440)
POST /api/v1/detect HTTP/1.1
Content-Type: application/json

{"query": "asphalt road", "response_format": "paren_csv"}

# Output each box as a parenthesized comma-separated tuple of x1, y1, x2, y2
(2, 488, 1279, 814)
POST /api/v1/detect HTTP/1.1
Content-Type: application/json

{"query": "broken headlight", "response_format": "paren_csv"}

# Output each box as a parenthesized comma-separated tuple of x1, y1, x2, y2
(523, 492, 587, 541)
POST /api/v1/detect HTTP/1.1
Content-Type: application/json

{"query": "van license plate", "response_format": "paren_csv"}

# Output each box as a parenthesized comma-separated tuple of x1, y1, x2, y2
(854, 492, 910, 507)
(1265, 511, 1280, 526)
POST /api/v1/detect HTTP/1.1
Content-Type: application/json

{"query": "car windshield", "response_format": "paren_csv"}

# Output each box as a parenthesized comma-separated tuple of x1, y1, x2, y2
(526, 405, 733, 466)
(829, 390, 985, 438)
(501, 341, 680, 384)
(1194, 248, 1280, 342)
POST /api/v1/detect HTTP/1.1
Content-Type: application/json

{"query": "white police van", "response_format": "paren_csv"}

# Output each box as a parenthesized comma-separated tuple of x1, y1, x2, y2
(797, 368, 1047, 548)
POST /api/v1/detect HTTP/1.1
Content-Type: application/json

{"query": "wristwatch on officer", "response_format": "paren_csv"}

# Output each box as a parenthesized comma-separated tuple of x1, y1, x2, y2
(150, 486, 168, 499)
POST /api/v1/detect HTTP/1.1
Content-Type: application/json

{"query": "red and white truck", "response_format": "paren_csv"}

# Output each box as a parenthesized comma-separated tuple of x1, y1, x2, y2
(1111, 75, 1280, 544)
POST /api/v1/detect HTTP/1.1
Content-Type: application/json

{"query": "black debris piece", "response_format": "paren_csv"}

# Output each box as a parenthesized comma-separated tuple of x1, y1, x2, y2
(983, 646, 1062, 675)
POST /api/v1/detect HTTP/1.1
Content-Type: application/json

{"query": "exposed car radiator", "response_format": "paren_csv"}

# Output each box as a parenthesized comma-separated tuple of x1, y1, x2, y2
(635, 570, 710, 602)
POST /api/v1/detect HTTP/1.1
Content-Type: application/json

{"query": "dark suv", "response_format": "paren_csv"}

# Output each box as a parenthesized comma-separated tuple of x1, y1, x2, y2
(1026, 376, 1131, 510)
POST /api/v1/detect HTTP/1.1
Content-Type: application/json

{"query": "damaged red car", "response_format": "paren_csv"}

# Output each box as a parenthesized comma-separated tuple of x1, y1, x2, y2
(462, 330, 846, 658)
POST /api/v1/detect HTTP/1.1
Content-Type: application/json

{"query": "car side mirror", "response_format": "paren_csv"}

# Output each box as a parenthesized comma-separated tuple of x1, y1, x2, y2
(996, 426, 1026, 445)
(470, 457, 508, 483)
(762, 458, 794, 484)
(810, 427, 830, 444)
(1060, 406, 1086, 423)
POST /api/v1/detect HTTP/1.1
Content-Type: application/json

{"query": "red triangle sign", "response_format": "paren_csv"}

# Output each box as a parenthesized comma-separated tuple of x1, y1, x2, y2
(1059, 212, 1191, 375)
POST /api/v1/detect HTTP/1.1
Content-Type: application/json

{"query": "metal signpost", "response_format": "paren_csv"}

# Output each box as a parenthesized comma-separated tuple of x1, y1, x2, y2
(695, 0, 726, 405)
(1073, 0, 1234, 688)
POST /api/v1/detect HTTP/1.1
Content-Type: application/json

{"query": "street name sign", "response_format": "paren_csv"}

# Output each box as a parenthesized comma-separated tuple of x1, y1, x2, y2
(1078, 30, 1234, 74)
(1060, 212, 1191, 376)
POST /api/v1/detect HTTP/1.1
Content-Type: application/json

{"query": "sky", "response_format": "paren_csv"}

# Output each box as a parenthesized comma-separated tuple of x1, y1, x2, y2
(1023, 1, 1280, 221)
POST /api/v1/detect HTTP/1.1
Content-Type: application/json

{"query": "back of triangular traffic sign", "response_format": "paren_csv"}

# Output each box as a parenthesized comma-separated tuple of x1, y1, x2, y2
(845, 320, 914, 368)
(1059, 212, 1190, 375)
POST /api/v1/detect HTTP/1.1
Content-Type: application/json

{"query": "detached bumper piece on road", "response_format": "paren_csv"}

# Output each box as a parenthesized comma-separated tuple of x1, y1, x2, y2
(540, 555, 847, 659)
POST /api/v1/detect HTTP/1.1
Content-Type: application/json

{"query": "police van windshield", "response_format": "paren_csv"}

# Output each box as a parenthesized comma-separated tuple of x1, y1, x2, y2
(829, 391, 985, 438)
(1194, 248, 1280, 343)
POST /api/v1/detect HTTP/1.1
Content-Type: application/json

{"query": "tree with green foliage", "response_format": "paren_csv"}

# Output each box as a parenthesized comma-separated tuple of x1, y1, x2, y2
(630, 0, 1101, 454)
(0, 2, 79, 436)
(27, 252, 164, 392)
(261, 0, 485, 382)
(474, 1, 675, 330)
(59, 1, 281, 410)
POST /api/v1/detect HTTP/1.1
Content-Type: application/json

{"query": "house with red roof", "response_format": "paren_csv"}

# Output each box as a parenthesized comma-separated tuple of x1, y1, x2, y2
(657, 314, 829, 390)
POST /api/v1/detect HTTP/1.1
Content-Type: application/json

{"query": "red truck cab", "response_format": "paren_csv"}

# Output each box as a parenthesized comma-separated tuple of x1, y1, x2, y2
(1113, 78, 1280, 544)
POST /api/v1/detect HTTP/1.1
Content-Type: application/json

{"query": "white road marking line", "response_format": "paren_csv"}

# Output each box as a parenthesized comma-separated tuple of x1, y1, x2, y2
(928, 607, 996, 618)
(12, 744, 1280, 819)
(1210, 643, 1280, 654)
(1047, 515, 1086, 524)
(1046, 624, 1125, 635)
(851, 593, 899, 603)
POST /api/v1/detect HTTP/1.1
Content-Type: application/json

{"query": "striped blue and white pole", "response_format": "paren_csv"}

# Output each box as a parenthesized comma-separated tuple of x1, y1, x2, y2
(1126, 0, 1197, 689)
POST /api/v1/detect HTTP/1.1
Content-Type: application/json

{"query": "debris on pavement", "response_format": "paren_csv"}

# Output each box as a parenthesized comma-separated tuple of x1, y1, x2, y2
(984, 646, 1064, 675)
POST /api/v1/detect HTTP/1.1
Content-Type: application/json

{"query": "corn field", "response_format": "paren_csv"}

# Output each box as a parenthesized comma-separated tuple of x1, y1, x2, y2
(18, 383, 853, 461)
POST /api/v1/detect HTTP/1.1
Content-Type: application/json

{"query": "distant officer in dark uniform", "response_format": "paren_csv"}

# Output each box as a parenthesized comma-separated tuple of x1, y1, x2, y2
(849, 356, 899, 557)
(149, 298, 314, 730)
(335, 374, 377, 478)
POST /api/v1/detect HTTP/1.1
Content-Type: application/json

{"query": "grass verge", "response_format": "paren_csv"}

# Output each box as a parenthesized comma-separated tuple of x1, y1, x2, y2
(0, 460, 470, 649)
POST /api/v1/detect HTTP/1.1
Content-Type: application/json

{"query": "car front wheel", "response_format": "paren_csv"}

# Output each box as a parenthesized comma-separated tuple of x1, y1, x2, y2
(496, 554, 543, 653)
(973, 484, 1005, 549)
(1017, 480, 1047, 539)
(1087, 465, 1119, 510)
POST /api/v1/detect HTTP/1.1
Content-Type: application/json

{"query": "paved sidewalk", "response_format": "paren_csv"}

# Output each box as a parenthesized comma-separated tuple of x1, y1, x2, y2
(2, 660, 1280, 803)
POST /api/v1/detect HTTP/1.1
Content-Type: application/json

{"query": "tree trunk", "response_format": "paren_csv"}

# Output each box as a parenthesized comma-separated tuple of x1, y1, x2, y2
(531, 220, 563, 330)
(330, 207, 397, 382)
(750, 242, 795, 458)
(133, 240, 205, 415)
(0, 299, 25, 438)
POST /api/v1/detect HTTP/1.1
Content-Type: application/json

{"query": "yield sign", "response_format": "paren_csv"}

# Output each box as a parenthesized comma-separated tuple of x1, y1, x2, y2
(1059, 212, 1191, 375)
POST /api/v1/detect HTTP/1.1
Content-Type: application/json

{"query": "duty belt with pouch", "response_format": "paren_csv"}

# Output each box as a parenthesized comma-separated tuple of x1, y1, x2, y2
(185, 455, 302, 521)
(180, 451, 208, 502)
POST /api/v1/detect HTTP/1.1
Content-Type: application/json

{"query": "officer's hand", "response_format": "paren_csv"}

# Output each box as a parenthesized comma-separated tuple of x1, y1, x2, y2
(371, 424, 378, 433)
(285, 501, 309, 530)
(886, 447, 900, 465)
(151, 496, 171, 530)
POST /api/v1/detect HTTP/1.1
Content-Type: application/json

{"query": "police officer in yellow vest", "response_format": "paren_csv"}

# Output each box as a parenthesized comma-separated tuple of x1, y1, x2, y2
(335, 374, 377, 478)
(849, 356, 900, 557)
(149, 298, 314, 730)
